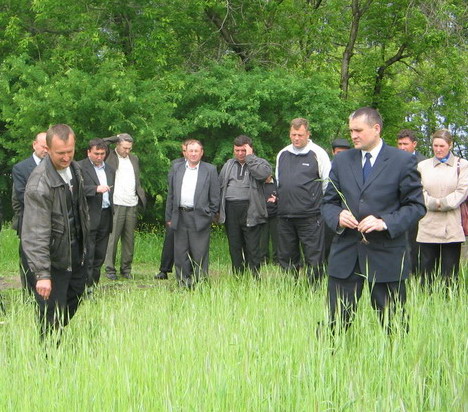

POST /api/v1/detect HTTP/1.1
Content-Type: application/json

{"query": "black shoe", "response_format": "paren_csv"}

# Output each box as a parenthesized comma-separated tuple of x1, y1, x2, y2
(121, 273, 131, 279)
(106, 273, 117, 280)
(154, 271, 168, 280)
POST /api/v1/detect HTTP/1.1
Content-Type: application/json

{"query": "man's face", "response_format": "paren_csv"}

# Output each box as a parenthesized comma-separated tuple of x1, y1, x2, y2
(116, 141, 133, 158)
(349, 115, 380, 151)
(33, 134, 48, 159)
(290, 125, 310, 149)
(332, 147, 349, 156)
(88, 146, 106, 167)
(397, 137, 417, 153)
(48, 134, 75, 170)
(233, 145, 247, 163)
(186, 143, 203, 166)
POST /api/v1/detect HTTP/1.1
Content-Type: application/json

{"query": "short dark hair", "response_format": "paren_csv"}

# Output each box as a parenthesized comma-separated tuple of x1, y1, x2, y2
(349, 107, 383, 131)
(331, 138, 351, 149)
(397, 129, 417, 142)
(88, 138, 107, 151)
(46, 124, 75, 147)
(234, 135, 252, 147)
(290, 118, 309, 131)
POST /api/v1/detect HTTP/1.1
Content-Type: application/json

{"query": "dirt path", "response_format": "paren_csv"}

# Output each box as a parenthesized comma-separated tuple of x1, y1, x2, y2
(0, 276, 22, 290)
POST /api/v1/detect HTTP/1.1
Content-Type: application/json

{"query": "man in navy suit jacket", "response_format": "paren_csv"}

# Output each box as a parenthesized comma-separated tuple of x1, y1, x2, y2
(12, 132, 48, 292)
(165, 139, 220, 288)
(78, 139, 115, 289)
(322, 107, 425, 332)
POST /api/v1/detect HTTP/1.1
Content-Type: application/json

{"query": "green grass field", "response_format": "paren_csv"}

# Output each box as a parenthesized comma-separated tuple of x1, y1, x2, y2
(0, 227, 466, 411)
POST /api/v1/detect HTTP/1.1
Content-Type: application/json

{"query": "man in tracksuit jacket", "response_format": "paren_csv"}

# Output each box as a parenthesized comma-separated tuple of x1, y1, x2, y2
(276, 118, 331, 286)
(219, 135, 272, 276)
(22, 124, 89, 337)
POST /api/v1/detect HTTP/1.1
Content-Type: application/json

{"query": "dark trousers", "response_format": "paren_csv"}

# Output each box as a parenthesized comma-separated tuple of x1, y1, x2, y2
(419, 242, 461, 288)
(225, 200, 263, 275)
(30, 240, 86, 336)
(406, 224, 422, 273)
(259, 216, 278, 264)
(277, 215, 325, 285)
(174, 210, 211, 288)
(86, 208, 112, 287)
(328, 261, 407, 332)
(19, 241, 34, 296)
(159, 226, 175, 273)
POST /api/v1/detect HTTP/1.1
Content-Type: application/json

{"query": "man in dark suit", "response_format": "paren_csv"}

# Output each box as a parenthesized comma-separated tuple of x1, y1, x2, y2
(322, 107, 425, 332)
(78, 139, 115, 289)
(165, 139, 220, 288)
(397, 129, 427, 273)
(103, 134, 146, 280)
(12, 132, 48, 292)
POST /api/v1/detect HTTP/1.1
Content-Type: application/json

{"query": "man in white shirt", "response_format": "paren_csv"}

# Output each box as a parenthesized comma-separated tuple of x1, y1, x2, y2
(165, 140, 220, 288)
(104, 134, 146, 280)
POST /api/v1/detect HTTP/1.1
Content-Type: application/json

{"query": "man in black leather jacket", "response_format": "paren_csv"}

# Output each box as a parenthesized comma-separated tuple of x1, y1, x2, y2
(22, 124, 89, 337)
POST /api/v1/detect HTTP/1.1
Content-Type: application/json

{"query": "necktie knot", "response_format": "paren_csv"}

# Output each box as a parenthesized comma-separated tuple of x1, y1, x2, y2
(363, 153, 372, 182)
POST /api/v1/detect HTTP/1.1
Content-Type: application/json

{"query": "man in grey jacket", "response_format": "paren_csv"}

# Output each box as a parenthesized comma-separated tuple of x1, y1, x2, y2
(22, 124, 89, 337)
(218, 135, 272, 276)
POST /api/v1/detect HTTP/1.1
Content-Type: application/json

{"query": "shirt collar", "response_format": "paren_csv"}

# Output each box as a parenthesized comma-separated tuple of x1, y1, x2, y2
(361, 138, 383, 161)
(89, 158, 105, 170)
(185, 160, 200, 170)
(32, 153, 43, 165)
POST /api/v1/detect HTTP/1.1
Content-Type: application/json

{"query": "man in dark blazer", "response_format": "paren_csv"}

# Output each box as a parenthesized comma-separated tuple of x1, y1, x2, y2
(165, 139, 220, 288)
(103, 134, 146, 280)
(322, 107, 425, 332)
(12, 132, 48, 292)
(397, 129, 427, 273)
(78, 139, 115, 289)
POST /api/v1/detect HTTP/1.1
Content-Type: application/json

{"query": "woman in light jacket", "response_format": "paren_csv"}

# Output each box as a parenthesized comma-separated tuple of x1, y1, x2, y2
(417, 129, 468, 287)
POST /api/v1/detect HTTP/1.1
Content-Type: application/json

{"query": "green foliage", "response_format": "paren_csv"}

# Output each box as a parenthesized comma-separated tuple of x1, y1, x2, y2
(0, 0, 466, 222)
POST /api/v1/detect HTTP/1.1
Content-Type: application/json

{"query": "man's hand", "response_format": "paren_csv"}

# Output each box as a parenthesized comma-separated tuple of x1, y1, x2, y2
(339, 210, 359, 229)
(358, 215, 386, 233)
(36, 279, 52, 300)
(96, 185, 112, 193)
(244, 144, 253, 156)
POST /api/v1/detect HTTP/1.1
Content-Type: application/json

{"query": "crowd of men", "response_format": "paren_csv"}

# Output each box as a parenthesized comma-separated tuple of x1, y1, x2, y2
(12, 106, 431, 337)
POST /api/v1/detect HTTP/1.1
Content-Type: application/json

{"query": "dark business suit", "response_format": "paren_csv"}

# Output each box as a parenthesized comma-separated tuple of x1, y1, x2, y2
(322, 143, 425, 329)
(12, 155, 39, 292)
(104, 149, 146, 277)
(78, 158, 115, 286)
(166, 161, 220, 287)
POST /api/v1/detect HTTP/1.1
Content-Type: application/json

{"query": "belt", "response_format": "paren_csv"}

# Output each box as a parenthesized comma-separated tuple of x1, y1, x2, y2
(179, 206, 194, 212)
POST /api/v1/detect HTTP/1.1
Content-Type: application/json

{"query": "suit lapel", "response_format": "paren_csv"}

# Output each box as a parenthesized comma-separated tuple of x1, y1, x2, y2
(194, 163, 207, 207)
(82, 160, 100, 186)
(350, 149, 364, 190)
(362, 144, 390, 191)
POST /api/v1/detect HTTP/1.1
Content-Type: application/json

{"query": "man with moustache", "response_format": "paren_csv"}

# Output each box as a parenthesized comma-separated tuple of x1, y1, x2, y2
(79, 139, 115, 291)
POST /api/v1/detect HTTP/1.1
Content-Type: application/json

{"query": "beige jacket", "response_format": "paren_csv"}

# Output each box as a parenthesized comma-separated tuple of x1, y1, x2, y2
(417, 153, 468, 243)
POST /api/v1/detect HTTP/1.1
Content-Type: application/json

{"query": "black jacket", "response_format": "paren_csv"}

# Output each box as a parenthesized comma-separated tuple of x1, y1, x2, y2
(22, 157, 89, 280)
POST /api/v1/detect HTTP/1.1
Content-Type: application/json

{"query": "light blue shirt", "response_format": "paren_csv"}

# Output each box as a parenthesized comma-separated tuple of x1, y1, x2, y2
(91, 159, 110, 208)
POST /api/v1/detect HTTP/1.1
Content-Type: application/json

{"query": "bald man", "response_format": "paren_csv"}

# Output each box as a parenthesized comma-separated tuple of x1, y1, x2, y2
(12, 132, 48, 293)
